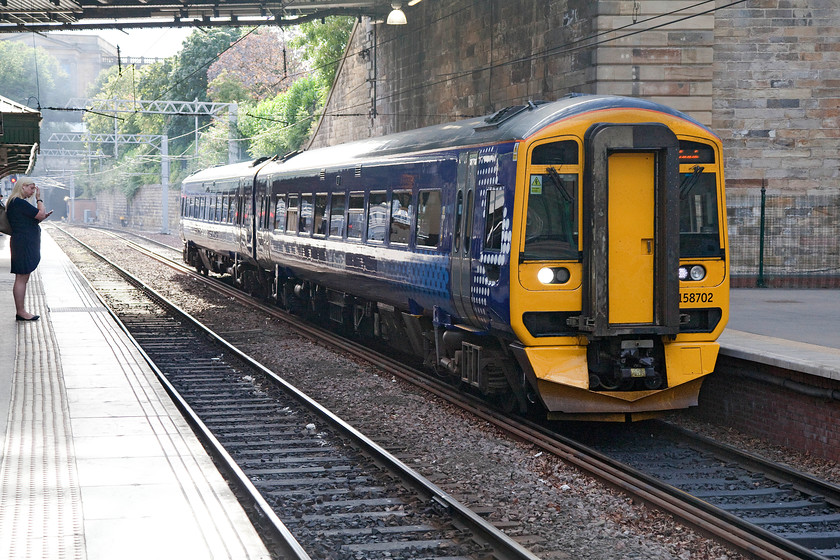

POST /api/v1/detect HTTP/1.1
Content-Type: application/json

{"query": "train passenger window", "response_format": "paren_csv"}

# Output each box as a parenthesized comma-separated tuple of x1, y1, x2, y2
(329, 193, 345, 237)
(274, 196, 286, 232)
(313, 194, 327, 236)
(265, 196, 273, 229)
(286, 195, 299, 233)
(679, 171, 721, 257)
(228, 197, 235, 224)
(220, 196, 227, 222)
(367, 192, 387, 242)
(390, 190, 412, 244)
(416, 190, 442, 248)
(347, 193, 364, 240)
(531, 140, 579, 165)
(239, 195, 248, 225)
(523, 172, 578, 260)
(484, 187, 505, 251)
(300, 194, 313, 234)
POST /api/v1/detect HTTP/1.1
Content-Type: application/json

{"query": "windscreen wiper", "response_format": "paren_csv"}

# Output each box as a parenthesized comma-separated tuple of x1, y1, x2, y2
(679, 165, 705, 198)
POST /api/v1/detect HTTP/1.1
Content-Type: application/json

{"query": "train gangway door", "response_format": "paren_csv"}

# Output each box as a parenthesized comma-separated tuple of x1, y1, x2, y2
(608, 152, 655, 324)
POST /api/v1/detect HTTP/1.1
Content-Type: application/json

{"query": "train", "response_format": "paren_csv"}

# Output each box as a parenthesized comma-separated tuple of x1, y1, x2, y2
(180, 94, 729, 422)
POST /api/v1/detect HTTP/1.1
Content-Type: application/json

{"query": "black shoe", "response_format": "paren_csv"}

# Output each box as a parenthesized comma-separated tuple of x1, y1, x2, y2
(15, 314, 39, 321)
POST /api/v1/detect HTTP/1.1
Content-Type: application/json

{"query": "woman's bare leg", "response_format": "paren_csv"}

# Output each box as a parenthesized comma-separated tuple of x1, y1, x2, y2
(13, 273, 33, 318)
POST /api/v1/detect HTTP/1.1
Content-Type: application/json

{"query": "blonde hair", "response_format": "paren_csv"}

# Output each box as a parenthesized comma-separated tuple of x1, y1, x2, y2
(8, 177, 34, 202)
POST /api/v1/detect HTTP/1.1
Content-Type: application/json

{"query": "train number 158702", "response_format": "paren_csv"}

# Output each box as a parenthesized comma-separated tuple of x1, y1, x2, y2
(680, 292, 714, 304)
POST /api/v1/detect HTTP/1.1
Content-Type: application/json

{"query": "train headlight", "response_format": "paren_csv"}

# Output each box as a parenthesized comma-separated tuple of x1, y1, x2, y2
(678, 265, 706, 281)
(538, 267, 571, 285)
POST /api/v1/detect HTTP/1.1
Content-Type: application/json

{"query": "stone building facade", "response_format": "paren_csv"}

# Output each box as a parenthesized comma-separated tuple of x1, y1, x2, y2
(309, 0, 839, 283)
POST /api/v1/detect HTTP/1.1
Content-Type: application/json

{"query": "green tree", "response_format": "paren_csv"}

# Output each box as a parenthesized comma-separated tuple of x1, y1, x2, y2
(291, 16, 355, 88)
(239, 74, 323, 158)
(0, 40, 66, 108)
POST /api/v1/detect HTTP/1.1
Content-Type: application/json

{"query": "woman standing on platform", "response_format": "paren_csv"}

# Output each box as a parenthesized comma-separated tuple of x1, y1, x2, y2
(7, 177, 52, 321)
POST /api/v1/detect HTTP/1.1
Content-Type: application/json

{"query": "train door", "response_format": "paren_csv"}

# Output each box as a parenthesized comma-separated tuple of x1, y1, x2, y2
(451, 151, 480, 324)
(238, 175, 257, 262)
(580, 123, 680, 337)
(255, 175, 270, 264)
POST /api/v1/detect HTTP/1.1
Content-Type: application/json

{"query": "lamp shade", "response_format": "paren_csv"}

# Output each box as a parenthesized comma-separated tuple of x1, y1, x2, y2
(387, 4, 407, 25)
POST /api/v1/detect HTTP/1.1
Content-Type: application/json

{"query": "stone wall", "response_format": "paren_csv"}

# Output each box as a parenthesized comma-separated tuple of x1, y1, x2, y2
(95, 185, 180, 235)
(714, 0, 840, 194)
(311, 0, 713, 147)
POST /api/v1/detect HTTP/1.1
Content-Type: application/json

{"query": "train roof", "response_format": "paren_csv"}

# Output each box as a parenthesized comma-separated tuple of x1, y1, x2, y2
(266, 94, 713, 173)
(183, 95, 714, 183)
(182, 157, 271, 184)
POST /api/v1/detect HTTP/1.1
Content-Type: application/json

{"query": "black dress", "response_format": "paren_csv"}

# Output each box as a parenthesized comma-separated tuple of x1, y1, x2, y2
(7, 197, 41, 275)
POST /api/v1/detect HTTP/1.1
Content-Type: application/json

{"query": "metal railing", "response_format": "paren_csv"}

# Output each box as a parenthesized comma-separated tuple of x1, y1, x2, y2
(728, 187, 840, 288)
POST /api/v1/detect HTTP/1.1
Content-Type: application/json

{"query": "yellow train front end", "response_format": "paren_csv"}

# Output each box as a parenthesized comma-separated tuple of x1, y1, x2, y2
(508, 107, 728, 422)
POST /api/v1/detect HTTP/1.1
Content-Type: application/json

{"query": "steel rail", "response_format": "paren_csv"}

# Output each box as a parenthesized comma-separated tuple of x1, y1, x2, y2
(68, 225, 824, 560)
(54, 225, 540, 560)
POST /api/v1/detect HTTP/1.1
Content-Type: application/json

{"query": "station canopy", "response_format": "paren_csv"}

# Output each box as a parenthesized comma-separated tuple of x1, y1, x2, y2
(0, 1, 398, 33)
(0, 95, 40, 179)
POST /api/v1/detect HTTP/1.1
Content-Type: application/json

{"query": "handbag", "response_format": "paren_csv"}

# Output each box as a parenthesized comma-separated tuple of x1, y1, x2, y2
(0, 200, 12, 235)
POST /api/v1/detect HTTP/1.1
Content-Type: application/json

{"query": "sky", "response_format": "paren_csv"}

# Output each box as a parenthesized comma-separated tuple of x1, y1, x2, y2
(51, 27, 194, 59)
(95, 28, 193, 58)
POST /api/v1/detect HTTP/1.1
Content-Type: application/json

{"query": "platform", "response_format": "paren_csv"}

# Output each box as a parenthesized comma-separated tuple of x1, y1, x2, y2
(0, 231, 270, 560)
(722, 288, 840, 381)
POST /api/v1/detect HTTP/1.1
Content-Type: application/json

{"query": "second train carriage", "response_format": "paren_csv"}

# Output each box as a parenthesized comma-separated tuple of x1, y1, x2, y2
(181, 94, 729, 421)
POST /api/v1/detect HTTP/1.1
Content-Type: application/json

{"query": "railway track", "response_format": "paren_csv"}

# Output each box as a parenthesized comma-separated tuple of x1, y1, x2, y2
(58, 226, 840, 559)
(53, 226, 539, 560)
(579, 422, 840, 559)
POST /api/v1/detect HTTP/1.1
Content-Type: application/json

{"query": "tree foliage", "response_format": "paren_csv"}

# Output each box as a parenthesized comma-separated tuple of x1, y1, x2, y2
(290, 16, 355, 89)
(77, 17, 354, 196)
(208, 27, 303, 102)
(239, 73, 323, 158)
(0, 40, 66, 108)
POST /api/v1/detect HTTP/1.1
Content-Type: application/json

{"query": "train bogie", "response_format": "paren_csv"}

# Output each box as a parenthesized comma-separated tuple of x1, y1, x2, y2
(181, 94, 729, 421)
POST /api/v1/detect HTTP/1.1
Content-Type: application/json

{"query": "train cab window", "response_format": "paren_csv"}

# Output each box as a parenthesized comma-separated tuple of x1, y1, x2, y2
(416, 190, 442, 248)
(274, 196, 287, 232)
(531, 140, 578, 165)
(484, 187, 505, 251)
(300, 194, 313, 234)
(220, 196, 227, 222)
(367, 192, 387, 242)
(329, 193, 345, 237)
(347, 192, 365, 240)
(523, 172, 578, 260)
(286, 195, 299, 233)
(679, 170, 721, 257)
(313, 194, 327, 236)
(390, 190, 412, 245)
(228, 196, 236, 224)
